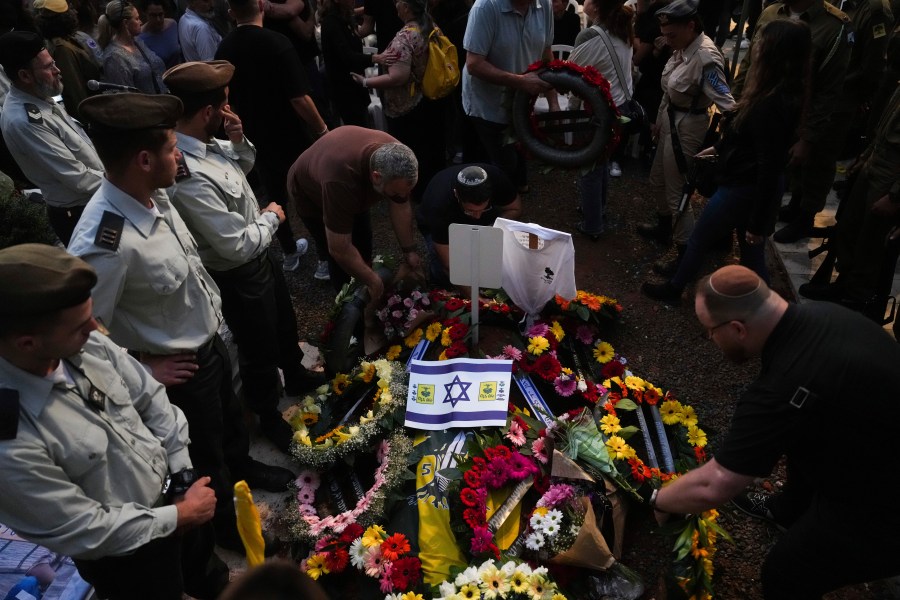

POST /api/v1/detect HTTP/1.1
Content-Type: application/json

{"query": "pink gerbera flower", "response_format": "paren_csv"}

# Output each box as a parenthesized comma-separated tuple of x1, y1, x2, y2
(505, 420, 526, 447)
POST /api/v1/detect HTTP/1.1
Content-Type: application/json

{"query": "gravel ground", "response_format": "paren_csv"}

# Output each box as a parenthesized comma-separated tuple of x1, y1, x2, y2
(277, 157, 896, 600)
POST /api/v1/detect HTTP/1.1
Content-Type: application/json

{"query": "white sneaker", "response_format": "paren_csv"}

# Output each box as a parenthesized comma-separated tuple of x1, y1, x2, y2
(609, 162, 622, 177)
(282, 239, 308, 272)
(314, 260, 330, 281)
(740, 37, 750, 49)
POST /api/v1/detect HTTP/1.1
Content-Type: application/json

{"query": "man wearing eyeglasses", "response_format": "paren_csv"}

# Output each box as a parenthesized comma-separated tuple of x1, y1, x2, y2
(651, 264, 900, 598)
(0, 31, 104, 246)
(287, 125, 422, 303)
(417, 164, 521, 287)
(0, 244, 228, 600)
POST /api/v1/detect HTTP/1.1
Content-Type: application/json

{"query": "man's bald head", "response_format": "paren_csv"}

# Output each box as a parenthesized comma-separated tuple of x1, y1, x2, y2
(696, 265, 772, 323)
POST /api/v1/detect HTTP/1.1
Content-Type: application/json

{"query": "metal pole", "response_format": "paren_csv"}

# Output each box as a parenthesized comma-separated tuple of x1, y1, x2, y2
(730, 0, 752, 80)
(470, 227, 480, 348)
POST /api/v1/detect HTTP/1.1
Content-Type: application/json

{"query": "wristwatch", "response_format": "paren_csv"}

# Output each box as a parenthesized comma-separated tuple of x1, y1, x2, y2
(164, 468, 198, 499)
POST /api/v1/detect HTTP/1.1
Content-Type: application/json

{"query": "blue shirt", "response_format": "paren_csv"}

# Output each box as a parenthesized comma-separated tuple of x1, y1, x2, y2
(462, 0, 554, 124)
(3, 576, 42, 600)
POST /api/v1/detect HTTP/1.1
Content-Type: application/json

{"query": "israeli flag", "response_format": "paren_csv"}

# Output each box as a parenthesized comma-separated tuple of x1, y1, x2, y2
(405, 358, 514, 430)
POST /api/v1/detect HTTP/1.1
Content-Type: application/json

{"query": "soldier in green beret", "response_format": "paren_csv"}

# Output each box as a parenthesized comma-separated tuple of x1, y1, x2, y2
(0, 243, 228, 600)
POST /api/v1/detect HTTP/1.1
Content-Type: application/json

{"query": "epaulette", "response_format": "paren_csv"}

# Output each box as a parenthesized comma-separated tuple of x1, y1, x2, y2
(24, 103, 43, 125)
(94, 211, 125, 251)
(175, 154, 191, 182)
(824, 1, 852, 23)
(0, 389, 20, 441)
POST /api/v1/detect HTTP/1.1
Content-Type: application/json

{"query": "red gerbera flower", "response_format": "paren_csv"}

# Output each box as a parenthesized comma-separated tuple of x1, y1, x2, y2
(338, 523, 364, 544)
(381, 533, 411, 561)
(532, 354, 562, 381)
(463, 468, 482, 488)
(324, 547, 349, 572)
(449, 323, 468, 341)
(444, 298, 465, 311)
(463, 507, 485, 528)
(445, 340, 468, 358)
(391, 557, 422, 589)
(601, 360, 625, 379)
(460, 487, 482, 507)
(694, 446, 707, 464)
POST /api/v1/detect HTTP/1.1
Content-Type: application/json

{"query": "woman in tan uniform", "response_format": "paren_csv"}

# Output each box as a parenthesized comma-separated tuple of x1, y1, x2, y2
(637, 0, 735, 274)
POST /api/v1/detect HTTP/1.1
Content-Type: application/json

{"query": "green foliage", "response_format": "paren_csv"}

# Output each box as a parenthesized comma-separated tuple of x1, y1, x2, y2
(0, 174, 58, 249)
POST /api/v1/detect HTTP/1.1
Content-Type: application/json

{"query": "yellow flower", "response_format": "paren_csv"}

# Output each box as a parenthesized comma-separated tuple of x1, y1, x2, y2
(293, 431, 312, 446)
(622, 444, 637, 459)
(401, 594, 425, 600)
(404, 327, 423, 348)
(358, 362, 376, 383)
(702, 509, 719, 521)
(441, 328, 453, 347)
(300, 412, 318, 426)
(527, 575, 547, 600)
(385, 345, 402, 360)
(679, 405, 698, 427)
(561, 367, 573, 375)
(305, 553, 329, 579)
(479, 564, 510, 599)
(660, 400, 683, 425)
(702, 557, 714, 578)
(361, 525, 386, 547)
(333, 427, 354, 444)
(533, 506, 549, 516)
(527, 336, 550, 355)
(550, 321, 565, 342)
(438, 349, 448, 360)
(510, 570, 530, 594)
(425, 321, 443, 342)
(687, 425, 707, 447)
(459, 583, 480, 600)
(331, 373, 350, 395)
(599, 414, 621, 435)
(551, 595, 567, 600)
(605, 435, 630, 460)
(593, 341, 615, 363)
(624, 375, 645, 391)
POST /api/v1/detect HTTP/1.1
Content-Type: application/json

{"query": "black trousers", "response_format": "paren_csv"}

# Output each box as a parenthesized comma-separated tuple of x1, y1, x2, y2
(385, 97, 447, 202)
(301, 210, 373, 291)
(255, 149, 305, 255)
(209, 249, 305, 412)
(46, 204, 85, 246)
(163, 334, 249, 540)
(467, 115, 527, 188)
(73, 523, 229, 600)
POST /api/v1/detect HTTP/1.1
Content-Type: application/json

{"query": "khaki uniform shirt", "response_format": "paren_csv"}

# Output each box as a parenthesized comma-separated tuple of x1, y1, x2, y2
(863, 85, 900, 194)
(68, 179, 223, 354)
(658, 33, 736, 117)
(0, 332, 190, 560)
(833, 0, 894, 109)
(0, 86, 104, 208)
(168, 133, 279, 272)
(735, 0, 851, 143)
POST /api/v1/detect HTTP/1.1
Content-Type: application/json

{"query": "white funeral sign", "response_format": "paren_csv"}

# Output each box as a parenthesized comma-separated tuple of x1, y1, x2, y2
(405, 358, 513, 430)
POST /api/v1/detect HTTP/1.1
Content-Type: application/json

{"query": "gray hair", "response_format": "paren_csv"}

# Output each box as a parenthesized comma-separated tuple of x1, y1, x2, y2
(370, 143, 418, 182)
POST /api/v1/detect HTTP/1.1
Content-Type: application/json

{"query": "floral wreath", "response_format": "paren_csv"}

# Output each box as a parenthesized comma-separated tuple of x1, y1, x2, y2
(287, 359, 408, 469)
(431, 558, 568, 600)
(511, 60, 621, 168)
(286, 431, 414, 544)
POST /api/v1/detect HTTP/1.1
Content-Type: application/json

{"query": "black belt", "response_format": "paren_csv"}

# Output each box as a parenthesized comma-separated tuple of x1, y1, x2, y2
(670, 105, 710, 115)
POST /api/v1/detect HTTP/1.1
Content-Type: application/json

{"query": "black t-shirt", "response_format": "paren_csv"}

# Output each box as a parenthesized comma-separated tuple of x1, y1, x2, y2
(364, 0, 404, 52)
(265, 0, 319, 63)
(715, 303, 900, 505)
(215, 25, 312, 156)
(418, 163, 517, 245)
(553, 9, 581, 47)
(633, 2, 671, 78)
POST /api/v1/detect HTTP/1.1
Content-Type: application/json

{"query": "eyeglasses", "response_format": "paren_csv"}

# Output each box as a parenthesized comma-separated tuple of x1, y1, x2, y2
(459, 202, 493, 218)
(701, 319, 743, 340)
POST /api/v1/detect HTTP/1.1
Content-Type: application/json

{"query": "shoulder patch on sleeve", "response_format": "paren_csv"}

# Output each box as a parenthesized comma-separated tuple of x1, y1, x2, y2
(175, 154, 191, 182)
(873, 22, 887, 38)
(0, 389, 20, 441)
(24, 103, 43, 124)
(704, 67, 732, 95)
(94, 211, 125, 251)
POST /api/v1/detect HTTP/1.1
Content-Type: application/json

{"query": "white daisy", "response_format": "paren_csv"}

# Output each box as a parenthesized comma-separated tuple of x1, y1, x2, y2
(525, 532, 545, 551)
(545, 509, 563, 524)
(438, 581, 458, 598)
(541, 521, 560, 537)
(455, 566, 479, 587)
(530, 514, 546, 530)
(349, 538, 367, 570)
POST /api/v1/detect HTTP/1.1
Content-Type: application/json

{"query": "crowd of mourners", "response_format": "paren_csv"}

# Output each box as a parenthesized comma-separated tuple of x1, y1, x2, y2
(0, 0, 898, 595)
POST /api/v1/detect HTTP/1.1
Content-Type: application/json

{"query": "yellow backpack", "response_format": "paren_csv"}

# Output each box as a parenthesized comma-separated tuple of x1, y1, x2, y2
(421, 27, 460, 100)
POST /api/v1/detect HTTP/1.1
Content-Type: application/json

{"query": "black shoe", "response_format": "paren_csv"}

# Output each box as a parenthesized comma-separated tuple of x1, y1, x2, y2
(260, 413, 294, 453)
(641, 280, 683, 305)
(574, 221, 602, 241)
(773, 219, 814, 244)
(637, 214, 672, 244)
(240, 459, 294, 493)
(777, 204, 798, 223)
(731, 491, 786, 532)
(283, 367, 327, 397)
(652, 244, 686, 277)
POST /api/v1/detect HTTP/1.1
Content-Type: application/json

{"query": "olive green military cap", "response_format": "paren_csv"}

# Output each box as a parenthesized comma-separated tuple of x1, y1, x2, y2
(163, 60, 235, 93)
(78, 93, 183, 131)
(0, 244, 97, 317)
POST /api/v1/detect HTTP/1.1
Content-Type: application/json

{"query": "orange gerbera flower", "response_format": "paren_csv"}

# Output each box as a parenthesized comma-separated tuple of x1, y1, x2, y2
(555, 294, 571, 310)
(381, 533, 411, 561)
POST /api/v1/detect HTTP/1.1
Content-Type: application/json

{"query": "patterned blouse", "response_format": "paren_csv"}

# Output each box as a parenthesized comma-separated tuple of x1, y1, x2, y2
(102, 38, 168, 94)
(381, 23, 428, 118)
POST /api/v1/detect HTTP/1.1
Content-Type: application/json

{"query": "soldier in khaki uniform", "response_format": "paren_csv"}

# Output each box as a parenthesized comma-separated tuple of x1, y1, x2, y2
(734, 0, 852, 243)
(800, 84, 900, 300)
(637, 0, 735, 273)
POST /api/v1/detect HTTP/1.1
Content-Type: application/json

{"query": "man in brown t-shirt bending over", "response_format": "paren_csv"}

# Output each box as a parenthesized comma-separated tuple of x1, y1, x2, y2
(288, 126, 422, 303)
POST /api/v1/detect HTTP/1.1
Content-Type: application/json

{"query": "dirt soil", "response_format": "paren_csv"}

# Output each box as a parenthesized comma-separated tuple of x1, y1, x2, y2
(280, 157, 895, 600)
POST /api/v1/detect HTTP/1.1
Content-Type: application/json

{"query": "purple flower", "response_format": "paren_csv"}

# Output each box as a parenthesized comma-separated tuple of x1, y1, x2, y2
(392, 310, 403, 319)
(403, 297, 414, 308)
(576, 325, 594, 345)
(554, 376, 577, 397)
(537, 484, 575, 508)
(527, 322, 550, 338)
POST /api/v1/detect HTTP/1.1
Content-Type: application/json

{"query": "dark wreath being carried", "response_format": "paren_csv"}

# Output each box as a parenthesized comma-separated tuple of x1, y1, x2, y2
(512, 59, 621, 168)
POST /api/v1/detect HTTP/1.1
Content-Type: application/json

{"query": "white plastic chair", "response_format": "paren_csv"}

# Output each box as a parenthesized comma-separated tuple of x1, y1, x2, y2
(551, 44, 574, 61)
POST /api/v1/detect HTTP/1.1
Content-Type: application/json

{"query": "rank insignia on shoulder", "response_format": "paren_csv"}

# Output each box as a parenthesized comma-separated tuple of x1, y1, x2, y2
(873, 23, 886, 38)
(24, 103, 43, 125)
(175, 155, 191, 182)
(0, 389, 20, 441)
(94, 211, 125, 251)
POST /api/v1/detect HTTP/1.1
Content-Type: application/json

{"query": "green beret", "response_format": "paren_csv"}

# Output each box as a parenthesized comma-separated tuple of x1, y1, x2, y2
(163, 60, 234, 94)
(657, 0, 699, 24)
(78, 93, 183, 132)
(0, 31, 46, 79)
(0, 244, 97, 318)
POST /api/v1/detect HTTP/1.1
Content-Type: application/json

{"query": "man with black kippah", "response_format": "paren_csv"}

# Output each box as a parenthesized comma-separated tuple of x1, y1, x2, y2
(651, 265, 900, 598)
(163, 60, 323, 453)
(0, 243, 228, 600)
(418, 163, 521, 287)
(0, 30, 104, 245)
(67, 92, 294, 554)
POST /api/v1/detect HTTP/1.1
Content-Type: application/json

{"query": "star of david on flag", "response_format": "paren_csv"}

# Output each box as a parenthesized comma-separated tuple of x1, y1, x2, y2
(405, 358, 513, 430)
